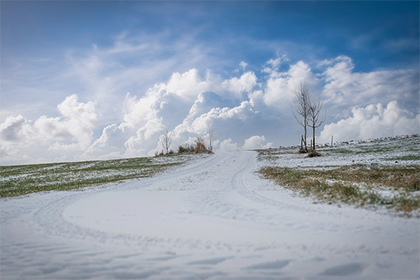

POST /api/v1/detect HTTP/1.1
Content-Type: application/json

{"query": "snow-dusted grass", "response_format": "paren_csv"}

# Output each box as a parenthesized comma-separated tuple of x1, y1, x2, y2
(258, 135, 420, 216)
(0, 154, 196, 197)
(260, 165, 420, 215)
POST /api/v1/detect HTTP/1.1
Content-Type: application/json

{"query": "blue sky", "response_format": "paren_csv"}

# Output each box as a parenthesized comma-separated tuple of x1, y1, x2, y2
(1, 1, 419, 164)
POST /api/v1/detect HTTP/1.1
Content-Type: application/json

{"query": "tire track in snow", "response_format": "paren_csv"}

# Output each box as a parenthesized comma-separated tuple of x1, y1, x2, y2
(231, 151, 310, 212)
(1, 153, 235, 280)
(2, 151, 419, 280)
(28, 152, 230, 243)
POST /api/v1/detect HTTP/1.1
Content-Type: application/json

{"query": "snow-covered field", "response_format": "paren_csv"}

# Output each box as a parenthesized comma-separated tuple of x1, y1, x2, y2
(1, 149, 419, 279)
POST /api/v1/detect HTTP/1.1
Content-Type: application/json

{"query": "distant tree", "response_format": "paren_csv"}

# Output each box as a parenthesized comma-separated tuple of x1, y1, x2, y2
(159, 130, 173, 155)
(206, 124, 214, 152)
(292, 83, 310, 153)
(307, 98, 325, 154)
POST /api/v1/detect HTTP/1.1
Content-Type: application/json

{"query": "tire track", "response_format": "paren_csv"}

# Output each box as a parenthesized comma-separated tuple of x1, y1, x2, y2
(2, 151, 419, 280)
(231, 151, 312, 212)
(30, 152, 229, 242)
(1, 153, 234, 279)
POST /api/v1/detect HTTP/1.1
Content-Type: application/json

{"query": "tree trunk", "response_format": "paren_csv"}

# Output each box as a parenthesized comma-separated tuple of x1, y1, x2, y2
(312, 125, 316, 151)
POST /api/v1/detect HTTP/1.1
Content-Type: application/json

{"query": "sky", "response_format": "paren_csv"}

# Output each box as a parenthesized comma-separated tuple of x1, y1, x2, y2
(1, 1, 419, 165)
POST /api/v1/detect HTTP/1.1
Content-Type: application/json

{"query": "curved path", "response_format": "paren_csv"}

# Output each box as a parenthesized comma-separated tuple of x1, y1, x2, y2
(1, 151, 419, 279)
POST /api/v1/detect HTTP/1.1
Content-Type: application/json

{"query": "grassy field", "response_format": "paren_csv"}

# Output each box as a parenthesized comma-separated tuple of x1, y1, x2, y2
(260, 165, 420, 214)
(0, 154, 196, 198)
(258, 135, 420, 216)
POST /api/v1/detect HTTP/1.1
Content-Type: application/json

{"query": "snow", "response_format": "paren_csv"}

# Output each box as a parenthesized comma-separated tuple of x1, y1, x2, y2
(1, 151, 419, 279)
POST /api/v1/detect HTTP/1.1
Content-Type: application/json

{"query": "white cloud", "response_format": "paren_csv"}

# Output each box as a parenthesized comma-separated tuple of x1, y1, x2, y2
(222, 72, 257, 99)
(165, 69, 211, 99)
(262, 54, 289, 74)
(1, 53, 418, 165)
(239, 61, 248, 71)
(80, 124, 129, 160)
(262, 60, 320, 109)
(319, 101, 420, 143)
(80, 66, 267, 161)
(0, 94, 97, 149)
(214, 138, 240, 151)
(243, 135, 273, 150)
(37, 95, 97, 149)
(80, 57, 416, 160)
(0, 95, 98, 164)
(0, 115, 34, 144)
(321, 56, 419, 119)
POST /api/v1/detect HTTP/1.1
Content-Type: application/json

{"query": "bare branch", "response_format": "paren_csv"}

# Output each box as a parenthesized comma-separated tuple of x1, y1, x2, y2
(290, 81, 327, 153)
(159, 129, 173, 155)
(206, 123, 214, 152)
(307, 98, 325, 151)
(291, 82, 310, 152)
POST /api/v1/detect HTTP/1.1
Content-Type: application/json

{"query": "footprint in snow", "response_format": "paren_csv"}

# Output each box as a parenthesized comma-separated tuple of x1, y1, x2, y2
(147, 255, 177, 261)
(320, 263, 365, 276)
(187, 256, 233, 266)
(244, 259, 291, 270)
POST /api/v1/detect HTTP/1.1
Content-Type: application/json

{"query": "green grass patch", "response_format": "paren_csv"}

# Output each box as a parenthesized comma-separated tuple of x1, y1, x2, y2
(260, 165, 420, 215)
(0, 155, 195, 198)
(319, 145, 397, 155)
(384, 155, 420, 161)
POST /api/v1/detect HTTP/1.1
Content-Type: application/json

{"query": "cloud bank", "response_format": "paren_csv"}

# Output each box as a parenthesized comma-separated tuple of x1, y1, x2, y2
(1, 55, 418, 165)
(319, 101, 420, 143)
(0, 95, 98, 164)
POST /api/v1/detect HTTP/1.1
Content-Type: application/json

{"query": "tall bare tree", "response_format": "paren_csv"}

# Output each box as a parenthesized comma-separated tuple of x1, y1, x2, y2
(292, 83, 310, 153)
(159, 129, 173, 154)
(307, 99, 325, 153)
(206, 123, 214, 152)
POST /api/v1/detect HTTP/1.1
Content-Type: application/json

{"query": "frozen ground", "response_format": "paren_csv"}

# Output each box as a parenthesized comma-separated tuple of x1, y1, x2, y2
(265, 135, 420, 168)
(1, 150, 419, 279)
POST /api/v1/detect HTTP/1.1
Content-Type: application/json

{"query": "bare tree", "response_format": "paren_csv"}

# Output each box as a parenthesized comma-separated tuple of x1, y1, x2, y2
(307, 99, 325, 153)
(292, 83, 310, 153)
(206, 123, 214, 152)
(159, 130, 173, 155)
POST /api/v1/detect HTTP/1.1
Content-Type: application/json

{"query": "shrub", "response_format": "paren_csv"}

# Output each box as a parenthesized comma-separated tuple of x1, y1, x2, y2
(178, 138, 211, 154)
(307, 150, 322, 157)
(298, 148, 308, 154)
(194, 138, 208, 153)
(178, 145, 188, 154)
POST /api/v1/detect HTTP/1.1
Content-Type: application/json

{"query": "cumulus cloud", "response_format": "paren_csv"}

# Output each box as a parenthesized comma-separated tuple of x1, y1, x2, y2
(39, 95, 97, 148)
(222, 71, 257, 99)
(243, 135, 273, 150)
(319, 101, 420, 143)
(0, 95, 97, 148)
(1, 53, 418, 165)
(214, 138, 240, 151)
(99, 73, 267, 158)
(0, 115, 34, 143)
(79, 68, 264, 160)
(321, 56, 419, 119)
(0, 95, 98, 164)
(165, 69, 211, 99)
(81, 124, 129, 160)
(262, 60, 320, 109)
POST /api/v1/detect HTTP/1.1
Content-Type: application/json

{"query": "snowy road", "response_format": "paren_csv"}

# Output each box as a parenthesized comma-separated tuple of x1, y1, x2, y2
(1, 151, 419, 279)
